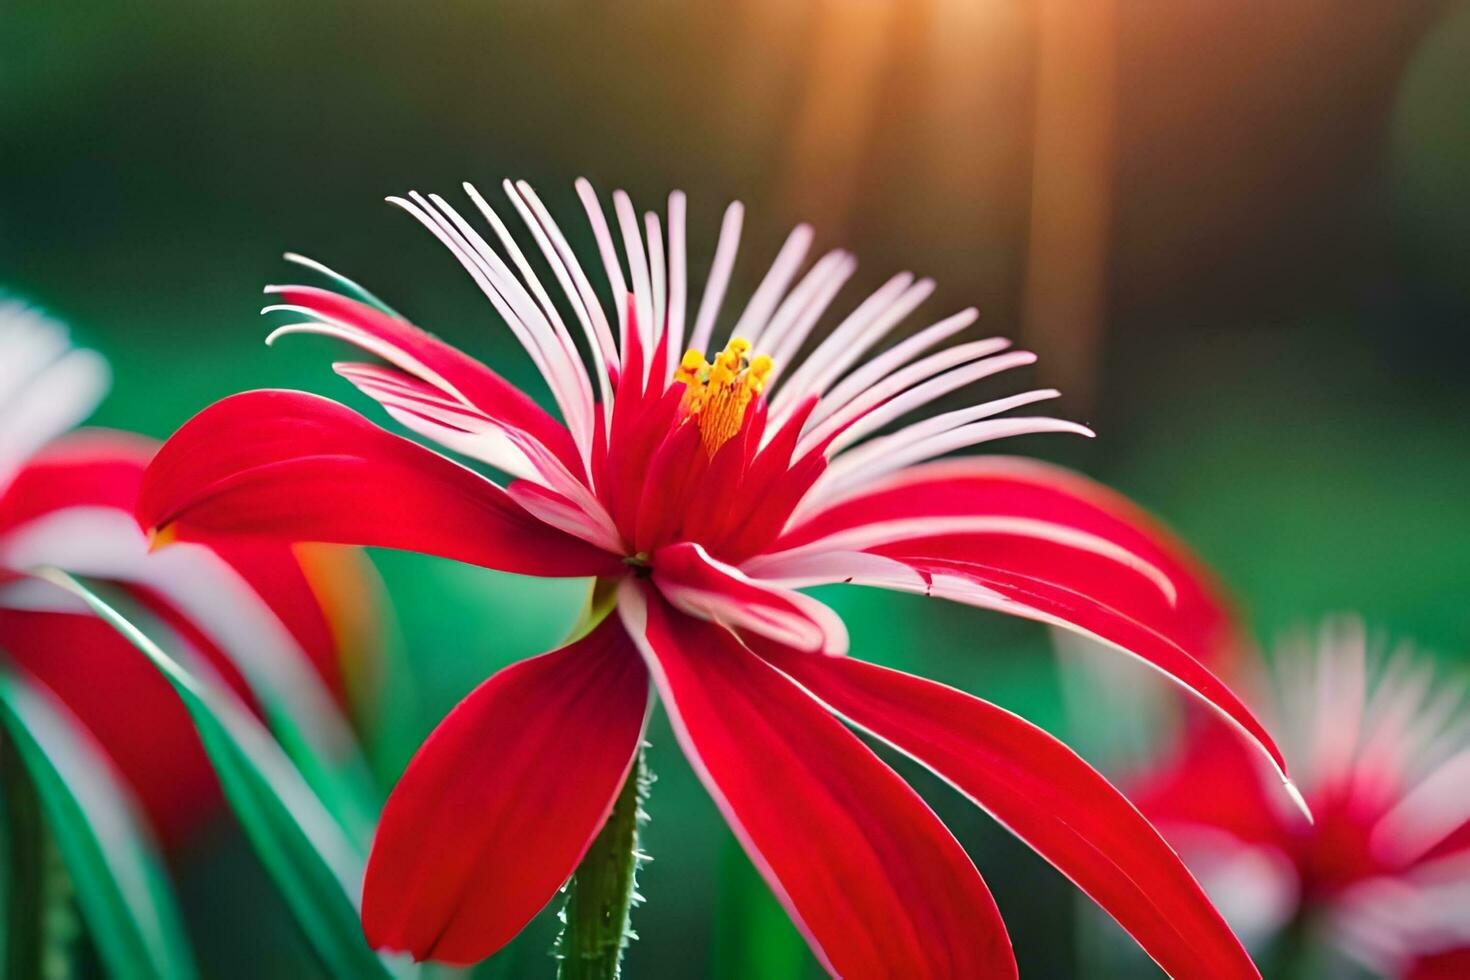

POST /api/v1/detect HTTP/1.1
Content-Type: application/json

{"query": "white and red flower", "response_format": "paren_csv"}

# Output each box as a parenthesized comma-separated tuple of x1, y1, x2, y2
(138, 180, 1301, 976)
(0, 298, 373, 847)
(1132, 619, 1470, 977)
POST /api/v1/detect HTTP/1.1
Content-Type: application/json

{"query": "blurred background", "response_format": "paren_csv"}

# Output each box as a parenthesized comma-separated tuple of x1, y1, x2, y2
(4, 0, 1469, 975)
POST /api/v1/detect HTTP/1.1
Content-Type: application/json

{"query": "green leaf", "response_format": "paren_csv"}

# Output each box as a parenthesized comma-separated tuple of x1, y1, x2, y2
(100, 580, 383, 858)
(0, 664, 196, 979)
(2, 715, 48, 980)
(38, 569, 408, 980)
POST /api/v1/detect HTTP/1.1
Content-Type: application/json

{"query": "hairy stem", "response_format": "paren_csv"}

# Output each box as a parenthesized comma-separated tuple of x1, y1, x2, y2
(557, 748, 649, 980)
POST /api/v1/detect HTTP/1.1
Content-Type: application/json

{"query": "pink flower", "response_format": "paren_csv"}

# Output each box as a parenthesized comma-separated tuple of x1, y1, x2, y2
(0, 299, 371, 847)
(138, 180, 1299, 976)
(1132, 619, 1470, 977)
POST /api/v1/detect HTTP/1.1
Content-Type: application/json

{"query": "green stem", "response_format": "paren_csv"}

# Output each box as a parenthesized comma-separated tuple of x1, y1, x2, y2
(556, 749, 649, 980)
(1, 723, 80, 980)
(1262, 910, 1319, 980)
(2, 728, 45, 979)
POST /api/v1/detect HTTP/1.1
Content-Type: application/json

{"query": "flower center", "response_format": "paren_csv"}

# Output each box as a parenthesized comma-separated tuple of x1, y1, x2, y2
(672, 337, 773, 455)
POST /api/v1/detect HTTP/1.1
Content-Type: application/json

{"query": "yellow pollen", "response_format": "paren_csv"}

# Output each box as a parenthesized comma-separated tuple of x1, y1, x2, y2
(672, 337, 773, 455)
(146, 524, 179, 553)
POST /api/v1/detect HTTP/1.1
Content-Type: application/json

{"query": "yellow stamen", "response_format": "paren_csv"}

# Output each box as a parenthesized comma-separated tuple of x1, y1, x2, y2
(671, 337, 773, 455)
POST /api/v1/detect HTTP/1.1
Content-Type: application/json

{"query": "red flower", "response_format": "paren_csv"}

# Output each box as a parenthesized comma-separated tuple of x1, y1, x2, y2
(0, 300, 372, 848)
(1406, 948, 1470, 980)
(138, 181, 1300, 976)
(1132, 619, 1470, 977)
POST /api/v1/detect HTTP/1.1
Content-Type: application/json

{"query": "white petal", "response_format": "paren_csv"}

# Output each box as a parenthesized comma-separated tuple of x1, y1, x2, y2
(688, 201, 744, 356)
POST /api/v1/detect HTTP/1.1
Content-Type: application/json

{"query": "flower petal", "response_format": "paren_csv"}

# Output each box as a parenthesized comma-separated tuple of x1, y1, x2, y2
(652, 541, 847, 655)
(776, 457, 1241, 665)
(1128, 719, 1288, 851)
(211, 540, 352, 706)
(0, 433, 383, 842)
(1406, 947, 1470, 980)
(0, 430, 157, 532)
(760, 513, 1181, 609)
(917, 555, 1296, 782)
(3, 482, 369, 814)
(331, 347, 613, 537)
(362, 617, 649, 965)
(0, 301, 109, 491)
(749, 548, 1300, 810)
(332, 361, 620, 551)
(264, 285, 581, 473)
(755, 457, 1300, 805)
(0, 430, 362, 705)
(619, 583, 1014, 979)
(138, 390, 622, 578)
(331, 361, 542, 480)
(0, 607, 226, 846)
(755, 645, 1262, 980)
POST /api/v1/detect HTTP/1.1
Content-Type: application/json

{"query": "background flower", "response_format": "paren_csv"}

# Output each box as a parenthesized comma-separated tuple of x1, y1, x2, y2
(1131, 619, 1470, 977)
(0, 299, 380, 849)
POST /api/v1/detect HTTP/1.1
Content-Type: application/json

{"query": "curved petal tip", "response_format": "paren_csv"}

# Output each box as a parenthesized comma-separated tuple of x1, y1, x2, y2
(1283, 778, 1314, 825)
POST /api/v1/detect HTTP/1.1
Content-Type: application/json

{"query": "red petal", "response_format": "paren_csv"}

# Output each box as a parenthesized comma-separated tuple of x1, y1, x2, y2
(362, 617, 649, 965)
(139, 390, 622, 578)
(1128, 718, 1288, 851)
(752, 456, 1297, 799)
(1407, 948, 1470, 980)
(620, 584, 1014, 979)
(709, 396, 826, 561)
(0, 434, 374, 840)
(0, 430, 155, 533)
(748, 544, 1298, 807)
(1423, 819, 1470, 864)
(676, 400, 765, 546)
(0, 431, 359, 706)
(757, 645, 1262, 980)
(0, 608, 225, 847)
(333, 362, 556, 483)
(776, 457, 1242, 666)
(884, 554, 1294, 791)
(630, 420, 707, 552)
(210, 541, 348, 703)
(651, 542, 847, 655)
(268, 286, 581, 474)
